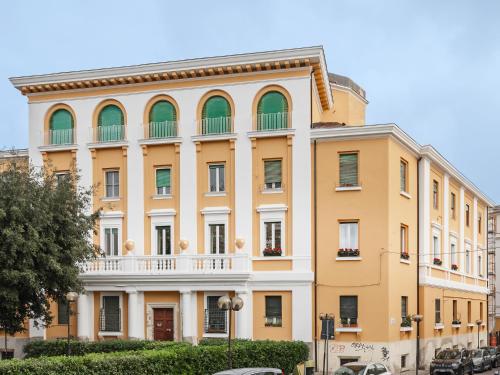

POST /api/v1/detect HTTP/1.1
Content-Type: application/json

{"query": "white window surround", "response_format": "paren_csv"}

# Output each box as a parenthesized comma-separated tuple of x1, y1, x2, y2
(257, 204, 287, 256)
(99, 211, 124, 256)
(449, 237, 458, 267)
(203, 292, 228, 338)
(148, 210, 175, 256)
(208, 164, 225, 193)
(155, 167, 172, 196)
(431, 227, 441, 262)
(99, 292, 123, 336)
(201, 207, 230, 255)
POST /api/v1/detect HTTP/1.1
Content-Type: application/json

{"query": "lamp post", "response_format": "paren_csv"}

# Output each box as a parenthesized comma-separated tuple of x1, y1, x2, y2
(476, 319, 483, 348)
(412, 314, 424, 375)
(65, 292, 78, 356)
(319, 313, 335, 375)
(217, 295, 244, 369)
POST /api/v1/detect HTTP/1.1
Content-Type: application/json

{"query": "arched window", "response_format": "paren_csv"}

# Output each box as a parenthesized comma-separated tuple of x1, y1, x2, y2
(257, 91, 288, 130)
(149, 100, 177, 138)
(49, 109, 74, 145)
(97, 104, 124, 142)
(201, 96, 231, 134)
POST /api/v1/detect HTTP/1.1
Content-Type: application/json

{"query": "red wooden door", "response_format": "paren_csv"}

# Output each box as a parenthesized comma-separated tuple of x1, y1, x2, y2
(153, 308, 174, 341)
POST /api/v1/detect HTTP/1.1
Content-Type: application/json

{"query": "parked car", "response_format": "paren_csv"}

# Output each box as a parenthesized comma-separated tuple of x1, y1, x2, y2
(471, 349, 492, 372)
(213, 369, 283, 375)
(429, 349, 473, 375)
(481, 347, 500, 368)
(334, 362, 391, 375)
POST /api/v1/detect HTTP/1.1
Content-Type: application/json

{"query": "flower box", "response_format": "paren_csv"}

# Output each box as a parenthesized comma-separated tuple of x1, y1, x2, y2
(337, 248, 360, 257)
(433, 258, 442, 266)
(400, 252, 410, 260)
(263, 247, 282, 257)
(451, 264, 459, 271)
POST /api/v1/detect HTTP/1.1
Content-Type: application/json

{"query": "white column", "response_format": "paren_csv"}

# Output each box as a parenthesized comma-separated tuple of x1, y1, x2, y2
(127, 290, 144, 339)
(181, 290, 195, 342)
(443, 174, 450, 268)
(235, 290, 252, 339)
(418, 158, 431, 267)
(473, 197, 478, 276)
(459, 187, 465, 270)
(292, 285, 313, 342)
(77, 292, 94, 340)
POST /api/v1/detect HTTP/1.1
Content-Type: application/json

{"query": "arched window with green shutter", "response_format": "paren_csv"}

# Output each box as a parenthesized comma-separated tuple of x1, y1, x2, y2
(257, 91, 288, 131)
(149, 100, 177, 138)
(97, 104, 124, 142)
(49, 109, 74, 145)
(201, 96, 231, 134)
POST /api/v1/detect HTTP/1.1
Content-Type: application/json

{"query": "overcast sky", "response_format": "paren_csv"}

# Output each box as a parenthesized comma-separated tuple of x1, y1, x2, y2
(1, 0, 498, 202)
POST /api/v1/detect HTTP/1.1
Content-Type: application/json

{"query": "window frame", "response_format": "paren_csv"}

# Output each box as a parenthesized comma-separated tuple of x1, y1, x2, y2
(208, 163, 226, 193)
(155, 225, 172, 256)
(155, 167, 172, 196)
(433, 180, 439, 209)
(99, 292, 123, 334)
(339, 295, 358, 325)
(339, 221, 359, 251)
(203, 292, 228, 337)
(400, 224, 408, 255)
(264, 295, 283, 327)
(209, 223, 226, 255)
(339, 152, 359, 188)
(451, 192, 456, 219)
(263, 159, 282, 191)
(57, 298, 70, 325)
(400, 158, 408, 193)
(435, 298, 441, 324)
(401, 296, 408, 319)
(104, 227, 120, 256)
(453, 300, 458, 321)
(104, 169, 120, 198)
(465, 204, 470, 227)
(264, 221, 282, 250)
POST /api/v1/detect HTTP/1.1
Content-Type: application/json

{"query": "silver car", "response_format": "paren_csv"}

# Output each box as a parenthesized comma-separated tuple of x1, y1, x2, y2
(334, 362, 392, 375)
(213, 368, 283, 375)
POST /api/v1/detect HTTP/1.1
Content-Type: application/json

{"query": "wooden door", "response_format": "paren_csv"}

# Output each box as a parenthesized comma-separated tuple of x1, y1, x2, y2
(153, 308, 174, 341)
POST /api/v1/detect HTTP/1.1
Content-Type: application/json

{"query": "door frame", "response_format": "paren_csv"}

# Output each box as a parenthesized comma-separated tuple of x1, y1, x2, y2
(146, 303, 178, 341)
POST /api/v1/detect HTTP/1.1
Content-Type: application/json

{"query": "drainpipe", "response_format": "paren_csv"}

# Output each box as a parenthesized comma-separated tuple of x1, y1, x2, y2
(416, 157, 421, 375)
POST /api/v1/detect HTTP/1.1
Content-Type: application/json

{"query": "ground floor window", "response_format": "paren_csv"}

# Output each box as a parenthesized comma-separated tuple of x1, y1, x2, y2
(204, 296, 227, 334)
(57, 299, 69, 325)
(401, 354, 408, 369)
(265, 296, 282, 327)
(340, 357, 360, 366)
(340, 295, 358, 325)
(100, 295, 121, 332)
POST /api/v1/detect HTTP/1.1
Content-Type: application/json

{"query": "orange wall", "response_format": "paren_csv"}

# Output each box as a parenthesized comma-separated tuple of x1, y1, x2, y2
(253, 291, 292, 340)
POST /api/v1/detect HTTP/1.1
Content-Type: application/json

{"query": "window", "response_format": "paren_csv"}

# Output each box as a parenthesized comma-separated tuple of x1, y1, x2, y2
(340, 296, 358, 325)
(148, 100, 177, 138)
(104, 228, 119, 256)
(465, 204, 470, 227)
(155, 168, 171, 195)
(433, 235, 440, 259)
(209, 224, 225, 254)
(435, 299, 441, 323)
(451, 192, 456, 219)
(480, 302, 483, 321)
(265, 296, 282, 327)
(156, 225, 171, 255)
(339, 222, 358, 250)
(400, 159, 408, 192)
(401, 296, 408, 319)
(264, 160, 282, 190)
(453, 300, 458, 321)
(209, 164, 225, 192)
(56, 172, 70, 185)
(264, 222, 281, 250)
(339, 153, 359, 187)
(201, 96, 231, 134)
(400, 225, 408, 255)
(257, 91, 288, 131)
(49, 109, 74, 145)
(205, 295, 227, 333)
(401, 355, 407, 370)
(468, 301, 472, 323)
(478, 214, 482, 234)
(450, 243, 457, 266)
(433, 180, 439, 209)
(100, 296, 120, 332)
(466, 246, 471, 273)
(97, 104, 124, 142)
(105, 170, 119, 198)
(478, 254, 482, 277)
(58, 299, 69, 325)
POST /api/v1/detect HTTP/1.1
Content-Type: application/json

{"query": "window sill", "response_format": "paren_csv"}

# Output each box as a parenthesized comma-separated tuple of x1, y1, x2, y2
(400, 326, 413, 332)
(467, 323, 475, 328)
(87, 141, 128, 149)
(203, 333, 228, 338)
(39, 144, 78, 152)
(261, 189, 283, 194)
(335, 186, 362, 192)
(400, 259, 411, 265)
(101, 197, 121, 202)
(247, 128, 295, 139)
(434, 323, 444, 330)
(336, 256, 362, 261)
(152, 194, 172, 200)
(336, 327, 362, 333)
(98, 331, 123, 337)
(191, 133, 237, 143)
(253, 256, 290, 260)
(452, 324, 461, 328)
(138, 137, 182, 146)
(205, 192, 227, 197)
(400, 191, 412, 199)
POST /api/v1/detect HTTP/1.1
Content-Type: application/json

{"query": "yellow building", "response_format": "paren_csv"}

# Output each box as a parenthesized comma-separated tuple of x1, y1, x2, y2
(7, 47, 495, 371)
(0, 149, 28, 171)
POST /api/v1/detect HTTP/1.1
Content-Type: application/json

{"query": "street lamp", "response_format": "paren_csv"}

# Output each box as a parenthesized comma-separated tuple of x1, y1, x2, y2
(412, 314, 424, 375)
(65, 292, 78, 356)
(217, 295, 244, 369)
(476, 319, 483, 348)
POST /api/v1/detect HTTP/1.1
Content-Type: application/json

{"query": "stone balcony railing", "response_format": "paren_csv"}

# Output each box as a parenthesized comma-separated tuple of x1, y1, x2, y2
(80, 253, 250, 276)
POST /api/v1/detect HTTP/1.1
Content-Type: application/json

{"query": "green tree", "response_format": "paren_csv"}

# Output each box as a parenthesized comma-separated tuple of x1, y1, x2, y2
(0, 163, 98, 350)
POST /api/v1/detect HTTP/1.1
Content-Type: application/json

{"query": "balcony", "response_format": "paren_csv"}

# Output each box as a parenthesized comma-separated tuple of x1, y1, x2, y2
(256, 112, 288, 131)
(200, 116, 232, 135)
(80, 253, 250, 277)
(91, 125, 127, 143)
(44, 129, 75, 146)
(144, 121, 177, 139)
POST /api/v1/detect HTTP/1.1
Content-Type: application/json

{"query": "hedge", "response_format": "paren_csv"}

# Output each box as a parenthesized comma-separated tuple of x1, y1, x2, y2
(1, 340, 308, 375)
(24, 339, 188, 358)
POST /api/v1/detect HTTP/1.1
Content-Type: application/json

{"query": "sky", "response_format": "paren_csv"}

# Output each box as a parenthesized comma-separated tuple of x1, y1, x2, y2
(0, 0, 499, 202)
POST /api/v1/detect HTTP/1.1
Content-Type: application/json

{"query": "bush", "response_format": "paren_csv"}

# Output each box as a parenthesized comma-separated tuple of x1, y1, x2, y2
(24, 339, 188, 358)
(198, 338, 250, 346)
(2, 340, 309, 375)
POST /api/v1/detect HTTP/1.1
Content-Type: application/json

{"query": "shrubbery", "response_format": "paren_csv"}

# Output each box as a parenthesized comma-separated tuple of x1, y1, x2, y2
(1, 340, 308, 375)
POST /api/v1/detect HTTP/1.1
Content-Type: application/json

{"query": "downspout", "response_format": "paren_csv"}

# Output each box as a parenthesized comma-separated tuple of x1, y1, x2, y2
(416, 157, 421, 374)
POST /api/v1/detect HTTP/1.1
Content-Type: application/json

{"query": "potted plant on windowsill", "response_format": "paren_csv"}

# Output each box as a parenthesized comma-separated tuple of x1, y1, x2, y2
(401, 316, 412, 328)
(340, 317, 358, 327)
(400, 252, 410, 260)
(263, 247, 282, 257)
(433, 258, 442, 266)
(337, 248, 360, 257)
(451, 264, 459, 271)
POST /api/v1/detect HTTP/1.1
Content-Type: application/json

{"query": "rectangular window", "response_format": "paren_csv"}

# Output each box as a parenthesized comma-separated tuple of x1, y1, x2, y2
(480, 302, 483, 321)
(56, 172, 70, 185)
(265, 296, 282, 327)
(105, 170, 119, 198)
(401, 355, 407, 370)
(451, 192, 456, 219)
(339, 222, 359, 250)
(104, 228, 119, 256)
(435, 298, 441, 323)
(466, 247, 471, 273)
(478, 254, 482, 277)
(478, 215, 482, 234)
(400, 159, 408, 192)
(264, 160, 282, 190)
(433, 235, 440, 259)
(58, 299, 69, 325)
(453, 300, 458, 321)
(339, 153, 359, 187)
(468, 301, 472, 323)
(465, 204, 470, 227)
(209, 164, 225, 192)
(433, 180, 439, 209)
(400, 225, 408, 255)
(401, 296, 408, 319)
(205, 296, 227, 333)
(340, 296, 358, 325)
(264, 222, 282, 250)
(209, 224, 225, 254)
(450, 243, 457, 266)
(155, 168, 171, 195)
(156, 225, 171, 255)
(100, 296, 120, 332)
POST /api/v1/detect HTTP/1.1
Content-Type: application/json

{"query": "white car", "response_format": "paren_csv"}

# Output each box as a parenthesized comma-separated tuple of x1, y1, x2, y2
(213, 368, 283, 375)
(334, 362, 392, 375)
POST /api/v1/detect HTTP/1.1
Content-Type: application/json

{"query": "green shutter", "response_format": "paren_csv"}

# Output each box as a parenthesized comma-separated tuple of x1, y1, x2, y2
(257, 91, 288, 130)
(149, 101, 176, 123)
(339, 153, 358, 186)
(50, 109, 74, 144)
(156, 169, 171, 188)
(202, 96, 230, 119)
(264, 160, 282, 184)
